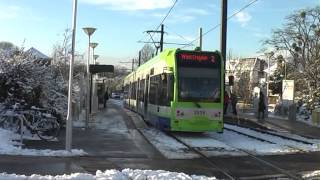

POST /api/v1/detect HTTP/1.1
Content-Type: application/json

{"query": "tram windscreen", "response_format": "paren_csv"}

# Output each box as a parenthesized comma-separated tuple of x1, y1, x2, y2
(176, 51, 221, 102)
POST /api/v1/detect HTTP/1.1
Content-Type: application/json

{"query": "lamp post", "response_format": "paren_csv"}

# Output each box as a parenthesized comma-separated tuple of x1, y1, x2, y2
(93, 55, 99, 64)
(66, 0, 78, 152)
(83, 27, 96, 129)
(90, 42, 98, 64)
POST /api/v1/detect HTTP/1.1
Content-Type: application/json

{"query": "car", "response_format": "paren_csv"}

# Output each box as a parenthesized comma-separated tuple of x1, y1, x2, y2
(111, 92, 121, 99)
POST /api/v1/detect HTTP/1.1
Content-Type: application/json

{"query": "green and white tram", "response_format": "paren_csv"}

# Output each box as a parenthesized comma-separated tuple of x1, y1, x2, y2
(123, 48, 224, 132)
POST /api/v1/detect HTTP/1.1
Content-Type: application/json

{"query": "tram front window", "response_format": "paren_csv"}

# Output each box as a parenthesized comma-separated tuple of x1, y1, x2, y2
(178, 67, 221, 102)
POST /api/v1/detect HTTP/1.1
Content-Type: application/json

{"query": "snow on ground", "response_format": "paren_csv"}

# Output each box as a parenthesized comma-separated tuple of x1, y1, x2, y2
(140, 128, 199, 159)
(225, 124, 320, 152)
(175, 133, 245, 156)
(207, 130, 300, 155)
(0, 169, 216, 180)
(73, 105, 129, 135)
(141, 125, 317, 158)
(0, 128, 86, 156)
(302, 170, 320, 179)
(109, 99, 124, 107)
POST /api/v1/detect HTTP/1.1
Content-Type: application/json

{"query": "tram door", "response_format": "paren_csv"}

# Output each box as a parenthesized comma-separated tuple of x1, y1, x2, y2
(144, 75, 149, 116)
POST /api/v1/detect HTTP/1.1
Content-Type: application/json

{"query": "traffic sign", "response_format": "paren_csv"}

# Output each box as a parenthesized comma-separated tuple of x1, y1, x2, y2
(89, 65, 114, 74)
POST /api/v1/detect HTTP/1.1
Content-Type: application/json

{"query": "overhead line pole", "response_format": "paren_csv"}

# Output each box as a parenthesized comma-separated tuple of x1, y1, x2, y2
(145, 24, 165, 54)
(221, 0, 228, 99)
(138, 51, 141, 67)
(160, 24, 164, 52)
(221, 0, 227, 63)
(199, 27, 203, 50)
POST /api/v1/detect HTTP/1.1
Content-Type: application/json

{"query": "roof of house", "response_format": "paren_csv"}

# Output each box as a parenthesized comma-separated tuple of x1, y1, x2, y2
(25, 47, 50, 60)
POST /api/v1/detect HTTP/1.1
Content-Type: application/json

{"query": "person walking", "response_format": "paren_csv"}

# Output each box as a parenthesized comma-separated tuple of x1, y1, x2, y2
(258, 91, 266, 121)
(104, 90, 109, 108)
(224, 91, 229, 115)
(230, 93, 238, 115)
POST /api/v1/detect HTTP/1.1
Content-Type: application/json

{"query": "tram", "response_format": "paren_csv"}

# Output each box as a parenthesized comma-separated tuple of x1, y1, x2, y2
(123, 48, 224, 132)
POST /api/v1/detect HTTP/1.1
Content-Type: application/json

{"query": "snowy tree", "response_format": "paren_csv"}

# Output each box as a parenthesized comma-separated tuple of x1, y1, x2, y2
(0, 48, 68, 120)
(140, 44, 155, 64)
(264, 6, 320, 109)
(52, 29, 72, 81)
(0, 41, 16, 50)
(106, 66, 130, 92)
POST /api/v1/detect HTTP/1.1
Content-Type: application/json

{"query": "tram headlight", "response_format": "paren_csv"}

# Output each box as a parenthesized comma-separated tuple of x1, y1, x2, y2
(176, 110, 184, 117)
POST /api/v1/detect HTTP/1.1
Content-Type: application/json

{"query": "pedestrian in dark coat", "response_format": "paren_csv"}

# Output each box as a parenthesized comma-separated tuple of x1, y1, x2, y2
(230, 93, 238, 115)
(104, 91, 109, 108)
(224, 91, 229, 115)
(258, 91, 266, 121)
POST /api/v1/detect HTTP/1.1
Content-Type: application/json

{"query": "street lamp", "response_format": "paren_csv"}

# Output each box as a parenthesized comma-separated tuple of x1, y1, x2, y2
(66, 0, 78, 152)
(93, 54, 99, 64)
(83, 27, 96, 129)
(90, 42, 98, 64)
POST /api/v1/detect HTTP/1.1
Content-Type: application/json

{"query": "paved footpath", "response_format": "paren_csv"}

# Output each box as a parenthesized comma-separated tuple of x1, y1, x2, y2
(0, 101, 220, 177)
(0, 102, 319, 179)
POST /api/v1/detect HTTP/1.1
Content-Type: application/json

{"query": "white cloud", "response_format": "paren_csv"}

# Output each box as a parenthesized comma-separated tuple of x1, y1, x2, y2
(0, 5, 44, 22)
(234, 11, 252, 27)
(0, 5, 20, 20)
(80, 0, 173, 11)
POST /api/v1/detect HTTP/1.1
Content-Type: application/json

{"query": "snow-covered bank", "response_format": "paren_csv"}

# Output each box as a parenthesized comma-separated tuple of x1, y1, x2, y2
(0, 128, 86, 156)
(0, 169, 216, 180)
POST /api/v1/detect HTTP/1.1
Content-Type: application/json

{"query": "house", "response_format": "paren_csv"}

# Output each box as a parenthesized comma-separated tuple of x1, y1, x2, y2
(227, 57, 267, 86)
(226, 56, 276, 101)
(25, 47, 51, 65)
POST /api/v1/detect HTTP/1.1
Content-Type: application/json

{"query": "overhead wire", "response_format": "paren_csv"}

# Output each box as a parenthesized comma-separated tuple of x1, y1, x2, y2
(154, 0, 178, 32)
(164, 25, 195, 46)
(138, 0, 179, 48)
(181, 0, 259, 49)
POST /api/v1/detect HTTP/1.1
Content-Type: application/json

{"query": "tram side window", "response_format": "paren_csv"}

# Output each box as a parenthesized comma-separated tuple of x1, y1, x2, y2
(131, 81, 137, 100)
(149, 76, 158, 104)
(158, 74, 168, 106)
(124, 84, 129, 99)
(157, 73, 174, 106)
(168, 74, 174, 104)
(139, 79, 145, 102)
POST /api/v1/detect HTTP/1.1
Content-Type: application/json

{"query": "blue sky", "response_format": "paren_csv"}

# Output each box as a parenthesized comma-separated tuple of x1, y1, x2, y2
(0, 0, 319, 65)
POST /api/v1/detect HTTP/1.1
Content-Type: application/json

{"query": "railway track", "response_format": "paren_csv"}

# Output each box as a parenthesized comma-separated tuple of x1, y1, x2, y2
(224, 127, 310, 153)
(166, 132, 236, 180)
(225, 122, 315, 145)
(168, 132, 303, 180)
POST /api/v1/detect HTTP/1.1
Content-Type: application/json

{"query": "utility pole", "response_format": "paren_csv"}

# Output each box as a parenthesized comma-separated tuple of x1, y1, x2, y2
(138, 51, 141, 67)
(145, 24, 165, 54)
(199, 27, 203, 50)
(221, 0, 228, 92)
(221, 0, 227, 68)
(160, 24, 164, 52)
(132, 59, 134, 72)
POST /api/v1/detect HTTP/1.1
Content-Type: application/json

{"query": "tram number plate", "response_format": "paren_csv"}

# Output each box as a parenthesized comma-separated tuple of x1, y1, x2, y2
(194, 110, 206, 116)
